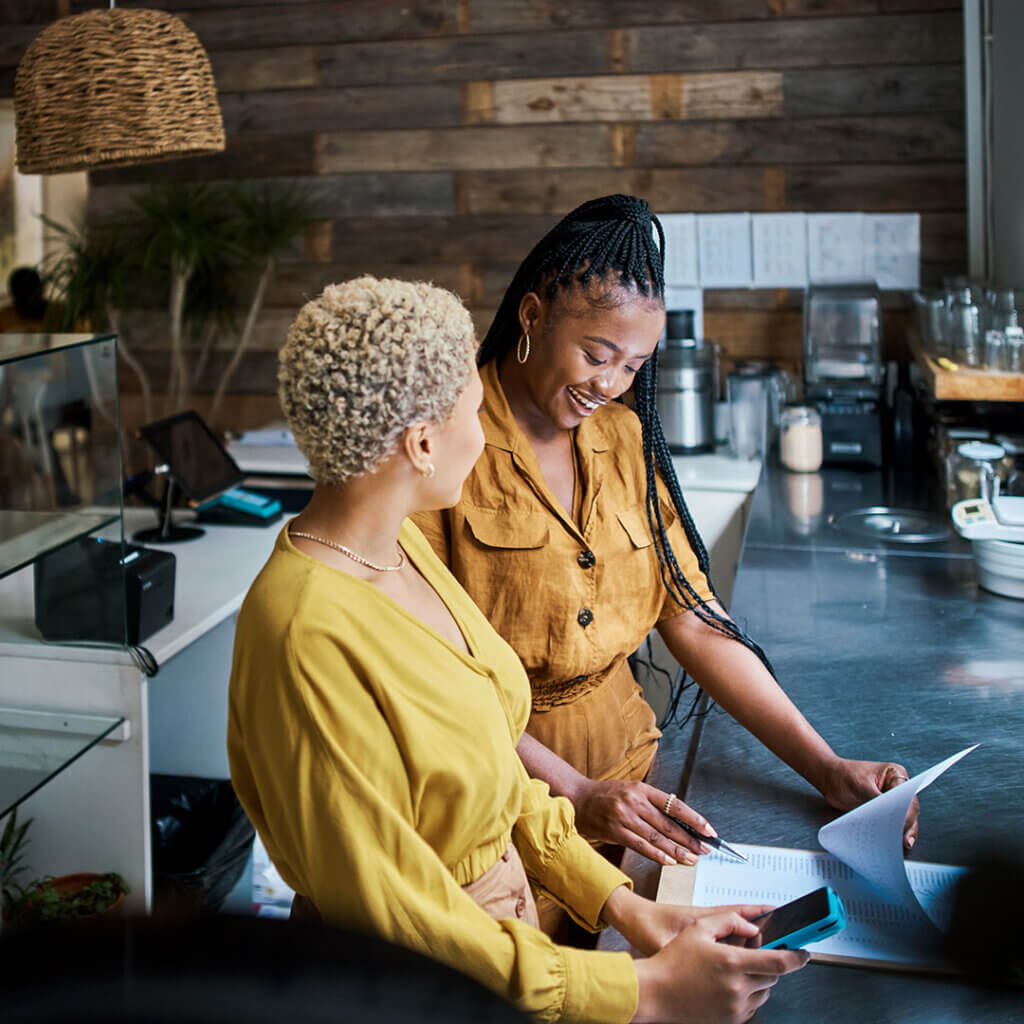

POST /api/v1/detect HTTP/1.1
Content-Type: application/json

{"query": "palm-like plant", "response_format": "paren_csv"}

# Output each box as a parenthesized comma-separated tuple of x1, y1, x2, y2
(42, 180, 319, 430)
(42, 215, 156, 423)
(0, 809, 33, 922)
(132, 183, 244, 414)
(206, 183, 317, 426)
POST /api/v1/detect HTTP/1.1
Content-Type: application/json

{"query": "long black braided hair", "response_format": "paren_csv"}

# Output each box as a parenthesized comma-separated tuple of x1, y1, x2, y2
(478, 194, 775, 720)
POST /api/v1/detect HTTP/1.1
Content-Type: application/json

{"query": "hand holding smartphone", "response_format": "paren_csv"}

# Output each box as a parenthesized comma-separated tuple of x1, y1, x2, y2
(754, 886, 846, 950)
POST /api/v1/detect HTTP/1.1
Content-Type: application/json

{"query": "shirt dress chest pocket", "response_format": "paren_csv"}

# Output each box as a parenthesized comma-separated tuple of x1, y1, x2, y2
(610, 500, 679, 602)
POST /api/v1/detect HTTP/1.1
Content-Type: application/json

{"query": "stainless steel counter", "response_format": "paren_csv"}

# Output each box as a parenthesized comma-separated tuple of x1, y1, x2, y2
(600, 462, 1024, 1021)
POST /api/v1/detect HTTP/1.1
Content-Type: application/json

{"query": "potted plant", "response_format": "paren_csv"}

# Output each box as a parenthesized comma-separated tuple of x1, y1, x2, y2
(0, 809, 34, 928)
(9, 871, 128, 926)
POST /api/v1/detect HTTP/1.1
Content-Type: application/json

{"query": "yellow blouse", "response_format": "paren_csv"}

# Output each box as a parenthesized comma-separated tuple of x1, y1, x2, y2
(227, 521, 638, 1023)
(413, 359, 714, 711)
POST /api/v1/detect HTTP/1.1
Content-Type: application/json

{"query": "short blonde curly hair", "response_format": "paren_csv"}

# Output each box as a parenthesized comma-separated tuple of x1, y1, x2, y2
(278, 276, 476, 484)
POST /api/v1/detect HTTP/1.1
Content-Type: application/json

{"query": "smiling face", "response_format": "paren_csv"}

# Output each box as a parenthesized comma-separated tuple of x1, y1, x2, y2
(506, 279, 665, 436)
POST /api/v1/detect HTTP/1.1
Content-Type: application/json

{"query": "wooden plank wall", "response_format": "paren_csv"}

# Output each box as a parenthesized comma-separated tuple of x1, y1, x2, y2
(1, 0, 966, 412)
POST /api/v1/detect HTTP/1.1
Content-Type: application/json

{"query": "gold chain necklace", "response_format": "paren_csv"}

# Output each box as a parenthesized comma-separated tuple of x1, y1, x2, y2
(289, 529, 406, 573)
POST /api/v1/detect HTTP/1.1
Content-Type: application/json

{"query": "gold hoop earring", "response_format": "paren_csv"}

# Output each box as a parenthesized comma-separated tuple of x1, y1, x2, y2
(421, 463, 435, 479)
(516, 332, 531, 364)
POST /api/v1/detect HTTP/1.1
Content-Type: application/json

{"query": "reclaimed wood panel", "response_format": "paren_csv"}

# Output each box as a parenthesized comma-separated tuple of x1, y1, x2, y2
(626, 13, 962, 73)
(316, 29, 611, 89)
(218, 84, 462, 135)
(88, 173, 454, 221)
(326, 215, 562, 264)
(267, 262, 473, 306)
(90, 134, 317, 186)
(466, 1, 772, 32)
(479, 71, 782, 125)
(179, 1, 461, 48)
(784, 65, 964, 117)
(211, 47, 316, 93)
(457, 167, 773, 215)
(315, 124, 615, 173)
(634, 113, 964, 166)
(784, 162, 965, 210)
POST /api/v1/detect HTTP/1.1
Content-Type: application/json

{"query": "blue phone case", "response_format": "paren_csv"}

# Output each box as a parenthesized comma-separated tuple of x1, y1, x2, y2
(758, 886, 847, 950)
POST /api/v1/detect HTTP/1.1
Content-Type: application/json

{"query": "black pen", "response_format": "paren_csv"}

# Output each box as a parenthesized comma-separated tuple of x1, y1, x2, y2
(669, 815, 748, 863)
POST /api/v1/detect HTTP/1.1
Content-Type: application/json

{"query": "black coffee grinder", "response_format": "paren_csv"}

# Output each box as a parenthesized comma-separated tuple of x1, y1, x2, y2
(802, 283, 884, 467)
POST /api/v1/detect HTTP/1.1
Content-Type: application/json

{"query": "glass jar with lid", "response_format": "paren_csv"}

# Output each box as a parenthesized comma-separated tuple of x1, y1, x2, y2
(945, 440, 1007, 508)
(779, 404, 823, 473)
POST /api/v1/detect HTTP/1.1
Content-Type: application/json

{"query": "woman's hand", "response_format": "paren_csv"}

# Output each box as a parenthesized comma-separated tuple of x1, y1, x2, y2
(602, 885, 763, 957)
(574, 778, 717, 865)
(632, 908, 809, 1024)
(820, 758, 920, 850)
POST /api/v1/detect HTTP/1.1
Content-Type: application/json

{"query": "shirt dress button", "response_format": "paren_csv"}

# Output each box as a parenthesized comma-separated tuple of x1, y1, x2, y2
(577, 549, 596, 569)
(501, 848, 510, 862)
(515, 897, 527, 917)
(577, 608, 593, 627)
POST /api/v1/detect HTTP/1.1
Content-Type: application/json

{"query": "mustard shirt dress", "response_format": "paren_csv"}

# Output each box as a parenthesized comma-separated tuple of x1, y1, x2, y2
(228, 521, 639, 1023)
(413, 359, 714, 786)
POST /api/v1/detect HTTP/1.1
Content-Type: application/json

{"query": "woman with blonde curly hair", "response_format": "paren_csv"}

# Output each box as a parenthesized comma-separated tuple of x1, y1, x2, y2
(227, 275, 807, 1024)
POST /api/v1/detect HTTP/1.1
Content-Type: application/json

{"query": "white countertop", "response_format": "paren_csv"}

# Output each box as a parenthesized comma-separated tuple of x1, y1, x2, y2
(671, 447, 762, 493)
(0, 508, 279, 664)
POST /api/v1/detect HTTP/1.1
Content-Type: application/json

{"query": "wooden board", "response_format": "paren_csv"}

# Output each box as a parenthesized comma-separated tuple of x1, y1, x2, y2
(218, 84, 463, 136)
(625, 13, 962, 74)
(783, 64, 964, 117)
(315, 29, 611, 89)
(480, 71, 781, 124)
(784, 161, 965, 211)
(634, 113, 963, 166)
(909, 332, 1024, 402)
(456, 167, 771, 215)
(315, 124, 616, 173)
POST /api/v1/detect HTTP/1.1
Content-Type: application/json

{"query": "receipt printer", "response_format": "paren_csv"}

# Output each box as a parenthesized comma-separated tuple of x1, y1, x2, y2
(34, 537, 176, 646)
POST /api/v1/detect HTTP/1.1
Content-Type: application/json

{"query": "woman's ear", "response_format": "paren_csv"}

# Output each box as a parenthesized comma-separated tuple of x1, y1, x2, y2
(518, 291, 542, 335)
(401, 421, 434, 476)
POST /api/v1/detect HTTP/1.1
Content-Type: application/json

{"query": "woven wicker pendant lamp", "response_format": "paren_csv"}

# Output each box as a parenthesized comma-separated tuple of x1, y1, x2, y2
(14, 3, 225, 175)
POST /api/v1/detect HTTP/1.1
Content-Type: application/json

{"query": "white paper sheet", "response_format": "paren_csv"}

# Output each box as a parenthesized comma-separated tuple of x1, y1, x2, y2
(689, 845, 965, 964)
(862, 213, 920, 290)
(697, 213, 753, 287)
(660, 213, 699, 286)
(807, 213, 865, 283)
(752, 213, 808, 288)
(680, 745, 978, 966)
(816, 744, 976, 928)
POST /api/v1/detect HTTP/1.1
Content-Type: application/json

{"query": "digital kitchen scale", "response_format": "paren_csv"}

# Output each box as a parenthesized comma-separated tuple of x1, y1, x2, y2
(952, 495, 1024, 542)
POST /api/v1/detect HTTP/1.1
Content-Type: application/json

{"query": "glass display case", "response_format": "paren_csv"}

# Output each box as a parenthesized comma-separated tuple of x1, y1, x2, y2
(0, 332, 127, 648)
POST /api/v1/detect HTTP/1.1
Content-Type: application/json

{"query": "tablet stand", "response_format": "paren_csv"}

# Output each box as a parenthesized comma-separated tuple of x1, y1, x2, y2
(133, 474, 205, 543)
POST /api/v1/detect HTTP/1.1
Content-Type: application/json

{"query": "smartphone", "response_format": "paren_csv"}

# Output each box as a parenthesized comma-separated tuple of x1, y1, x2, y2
(754, 886, 847, 950)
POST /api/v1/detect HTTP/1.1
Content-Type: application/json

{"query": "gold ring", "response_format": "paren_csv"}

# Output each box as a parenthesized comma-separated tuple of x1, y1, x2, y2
(664, 793, 675, 816)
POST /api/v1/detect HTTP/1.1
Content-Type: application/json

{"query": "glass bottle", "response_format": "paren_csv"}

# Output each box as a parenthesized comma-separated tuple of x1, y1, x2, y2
(949, 287, 982, 367)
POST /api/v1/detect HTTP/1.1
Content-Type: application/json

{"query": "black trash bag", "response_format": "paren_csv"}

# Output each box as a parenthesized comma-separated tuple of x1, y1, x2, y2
(150, 774, 255, 918)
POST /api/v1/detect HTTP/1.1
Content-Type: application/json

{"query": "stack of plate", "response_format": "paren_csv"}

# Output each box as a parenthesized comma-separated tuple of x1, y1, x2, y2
(972, 537, 1024, 599)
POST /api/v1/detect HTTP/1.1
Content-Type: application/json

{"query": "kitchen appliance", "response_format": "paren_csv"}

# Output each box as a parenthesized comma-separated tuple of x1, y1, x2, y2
(725, 368, 770, 460)
(802, 284, 884, 467)
(34, 536, 176, 645)
(657, 310, 715, 453)
(952, 494, 1024, 600)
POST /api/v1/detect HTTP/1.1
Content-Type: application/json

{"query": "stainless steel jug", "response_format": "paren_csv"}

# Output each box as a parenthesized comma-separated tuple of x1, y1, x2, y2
(657, 311, 715, 453)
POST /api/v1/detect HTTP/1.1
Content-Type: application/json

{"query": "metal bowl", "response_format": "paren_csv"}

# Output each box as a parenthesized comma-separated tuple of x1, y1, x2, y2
(829, 506, 951, 544)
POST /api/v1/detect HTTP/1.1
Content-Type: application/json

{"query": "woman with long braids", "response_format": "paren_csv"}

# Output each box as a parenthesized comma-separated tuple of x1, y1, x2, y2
(412, 195, 918, 893)
(230, 275, 809, 1024)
